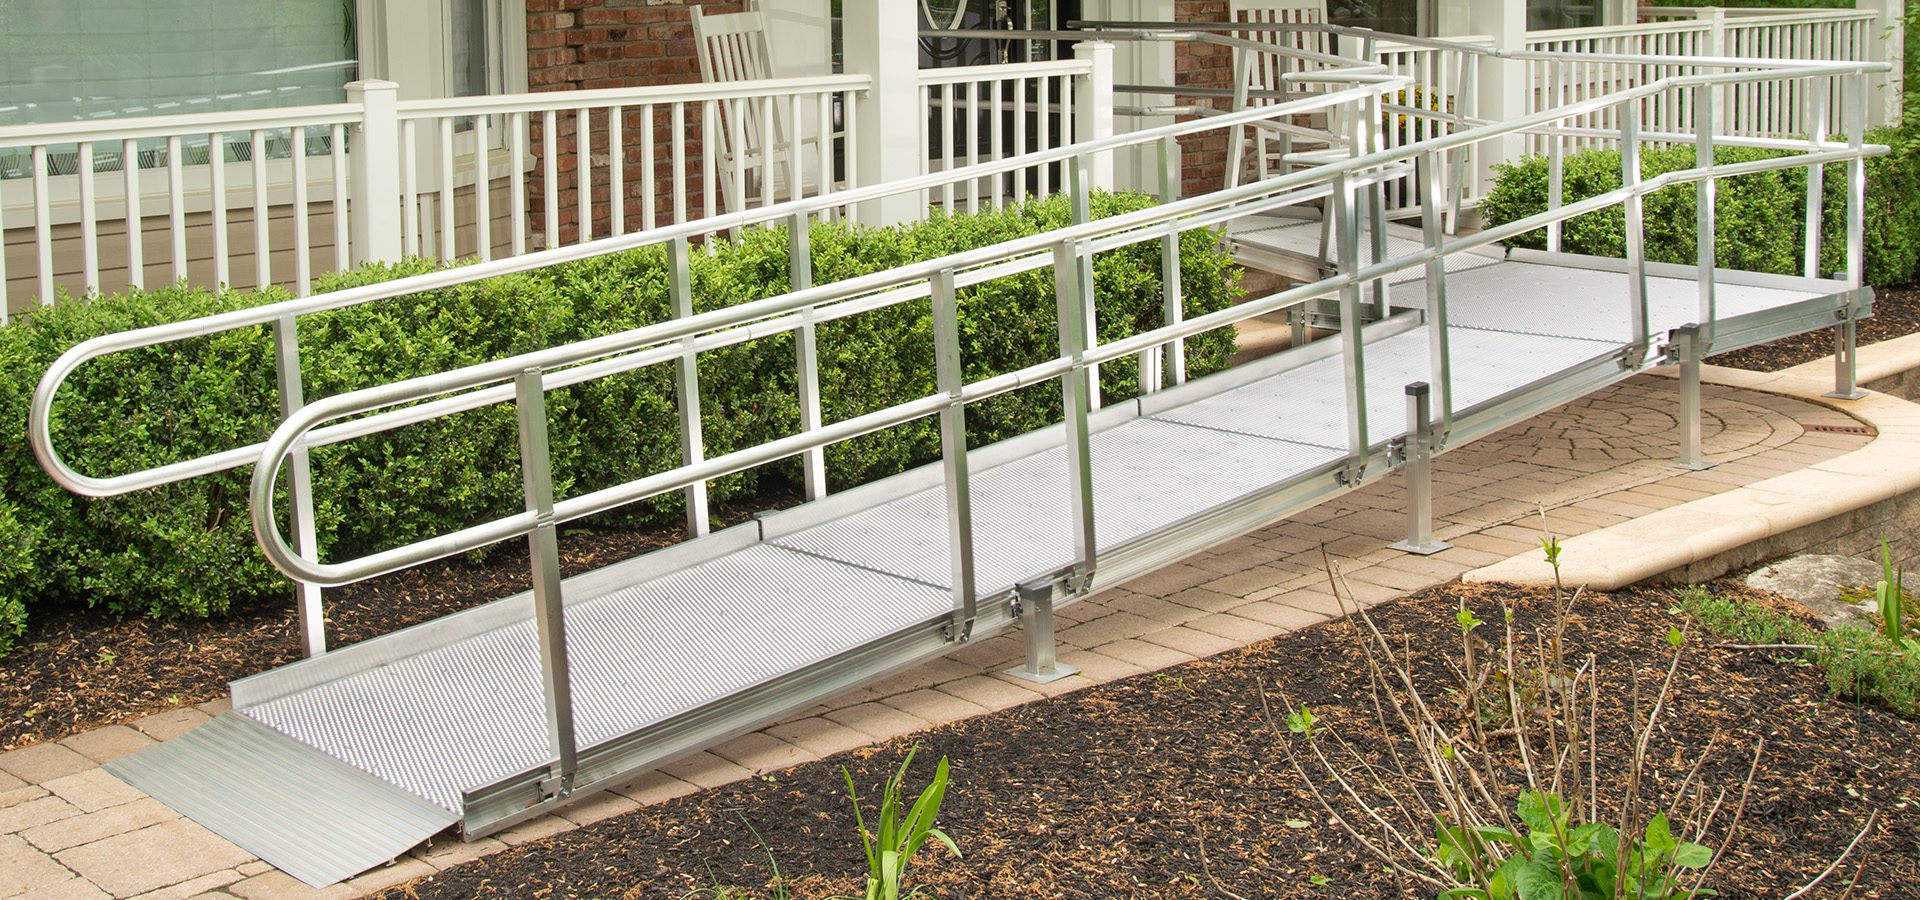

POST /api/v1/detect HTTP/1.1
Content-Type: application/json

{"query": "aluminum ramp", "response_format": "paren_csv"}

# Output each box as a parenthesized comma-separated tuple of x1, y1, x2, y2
(104, 243, 1865, 886)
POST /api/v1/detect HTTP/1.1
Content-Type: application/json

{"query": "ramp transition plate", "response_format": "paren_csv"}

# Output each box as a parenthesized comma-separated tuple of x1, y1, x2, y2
(106, 712, 458, 888)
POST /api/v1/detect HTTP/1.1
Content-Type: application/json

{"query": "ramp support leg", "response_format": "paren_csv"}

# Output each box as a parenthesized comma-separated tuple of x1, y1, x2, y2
(1390, 383, 1449, 556)
(517, 368, 578, 792)
(1828, 300, 1866, 400)
(1671, 324, 1715, 471)
(1007, 581, 1079, 685)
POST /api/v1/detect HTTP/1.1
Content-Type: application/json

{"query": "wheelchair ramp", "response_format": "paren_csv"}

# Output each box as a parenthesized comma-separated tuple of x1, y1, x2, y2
(99, 250, 1861, 888)
(105, 712, 458, 888)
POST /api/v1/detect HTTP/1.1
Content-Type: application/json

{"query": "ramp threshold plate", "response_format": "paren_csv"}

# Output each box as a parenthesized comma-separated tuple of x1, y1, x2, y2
(115, 247, 1851, 886)
(106, 713, 458, 888)
(1231, 218, 1507, 283)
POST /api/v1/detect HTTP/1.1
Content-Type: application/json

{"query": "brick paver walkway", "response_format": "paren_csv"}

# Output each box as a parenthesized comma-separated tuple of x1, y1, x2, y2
(0, 374, 1872, 900)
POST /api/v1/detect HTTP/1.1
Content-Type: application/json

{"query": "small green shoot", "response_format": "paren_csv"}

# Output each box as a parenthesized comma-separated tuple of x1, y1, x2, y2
(1876, 538, 1918, 653)
(1286, 705, 1317, 738)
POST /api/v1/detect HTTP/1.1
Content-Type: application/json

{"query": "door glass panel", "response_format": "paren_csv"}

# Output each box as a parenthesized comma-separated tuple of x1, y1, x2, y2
(1328, 0, 1420, 36)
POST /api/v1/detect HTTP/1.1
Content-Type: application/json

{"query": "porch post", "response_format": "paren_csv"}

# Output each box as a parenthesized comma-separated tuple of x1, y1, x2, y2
(843, 0, 922, 225)
(1860, 0, 1907, 127)
(1074, 42, 1117, 192)
(344, 80, 403, 265)
(1451, 0, 1526, 198)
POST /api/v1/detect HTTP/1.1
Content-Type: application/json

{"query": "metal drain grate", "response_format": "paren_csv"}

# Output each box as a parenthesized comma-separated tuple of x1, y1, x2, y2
(1805, 422, 1875, 436)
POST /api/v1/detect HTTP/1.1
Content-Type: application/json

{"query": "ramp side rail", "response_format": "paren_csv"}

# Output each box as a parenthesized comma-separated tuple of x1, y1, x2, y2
(27, 74, 1396, 651)
(217, 60, 1886, 798)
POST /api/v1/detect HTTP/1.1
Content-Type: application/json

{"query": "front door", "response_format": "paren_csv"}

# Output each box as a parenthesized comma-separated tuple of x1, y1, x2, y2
(918, 0, 1081, 205)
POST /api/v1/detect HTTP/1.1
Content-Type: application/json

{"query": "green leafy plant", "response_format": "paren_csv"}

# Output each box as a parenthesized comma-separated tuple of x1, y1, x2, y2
(1434, 791, 1715, 900)
(838, 744, 960, 900)
(1266, 547, 1786, 900)
(1675, 586, 1920, 718)
(1874, 538, 1917, 653)
(1481, 125, 1920, 287)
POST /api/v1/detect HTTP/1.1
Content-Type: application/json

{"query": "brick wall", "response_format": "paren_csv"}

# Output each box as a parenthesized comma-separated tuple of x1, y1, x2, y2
(1173, 0, 1235, 198)
(523, 0, 743, 244)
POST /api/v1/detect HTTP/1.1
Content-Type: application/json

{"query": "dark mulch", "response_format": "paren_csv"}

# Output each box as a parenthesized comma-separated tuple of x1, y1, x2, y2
(0, 494, 794, 752)
(383, 580, 1920, 899)
(1709, 282, 1920, 372)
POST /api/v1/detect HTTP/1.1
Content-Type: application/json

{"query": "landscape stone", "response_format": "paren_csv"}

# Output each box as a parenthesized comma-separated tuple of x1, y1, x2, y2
(1745, 553, 1884, 630)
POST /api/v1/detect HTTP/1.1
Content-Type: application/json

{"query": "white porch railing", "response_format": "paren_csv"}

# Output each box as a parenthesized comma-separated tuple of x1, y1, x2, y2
(0, 74, 870, 318)
(0, 105, 362, 319)
(1370, 36, 1493, 220)
(916, 55, 1101, 213)
(0, 7, 1888, 319)
(1523, 7, 1876, 152)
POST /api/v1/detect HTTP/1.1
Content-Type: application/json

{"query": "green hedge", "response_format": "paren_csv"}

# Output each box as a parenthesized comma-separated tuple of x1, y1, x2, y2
(1481, 126, 1920, 287)
(0, 191, 1242, 654)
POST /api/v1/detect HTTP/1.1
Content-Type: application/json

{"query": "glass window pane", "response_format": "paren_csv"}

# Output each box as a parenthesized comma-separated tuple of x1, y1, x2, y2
(0, 0, 358, 127)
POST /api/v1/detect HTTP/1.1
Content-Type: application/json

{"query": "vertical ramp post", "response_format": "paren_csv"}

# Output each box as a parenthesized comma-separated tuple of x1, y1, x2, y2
(516, 367, 578, 793)
(1390, 383, 1449, 556)
(1331, 172, 1370, 484)
(1829, 307, 1865, 400)
(1155, 136, 1186, 389)
(273, 315, 326, 658)
(1417, 151, 1453, 441)
(932, 268, 977, 643)
(790, 211, 829, 497)
(668, 237, 711, 536)
(1829, 74, 1869, 401)
(1006, 581, 1079, 685)
(1068, 155, 1100, 411)
(1622, 100, 1651, 355)
(1694, 83, 1718, 347)
(1362, 91, 1390, 321)
(1671, 324, 1714, 471)
(1055, 239, 1099, 592)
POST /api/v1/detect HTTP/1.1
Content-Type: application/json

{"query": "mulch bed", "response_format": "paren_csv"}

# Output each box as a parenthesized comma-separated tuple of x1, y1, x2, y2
(1709, 282, 1920, 372)
(0, 496, 792, 752)
(383, 580, 1920, 899)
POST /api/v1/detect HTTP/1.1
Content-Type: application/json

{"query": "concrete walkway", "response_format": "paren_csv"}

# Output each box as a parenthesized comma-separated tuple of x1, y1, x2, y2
(0, 374, 1874, 900)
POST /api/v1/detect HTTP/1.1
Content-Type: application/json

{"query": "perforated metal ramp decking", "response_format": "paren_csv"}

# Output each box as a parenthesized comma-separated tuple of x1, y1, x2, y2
(104, 242, 1864, 887)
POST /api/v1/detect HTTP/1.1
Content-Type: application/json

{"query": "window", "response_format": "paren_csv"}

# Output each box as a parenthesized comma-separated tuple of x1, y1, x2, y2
(0, 0, 358, 127)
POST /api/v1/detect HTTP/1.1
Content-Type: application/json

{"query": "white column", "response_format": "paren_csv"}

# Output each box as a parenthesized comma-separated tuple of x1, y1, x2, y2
(345, 80, 403, 264)
(1860, 0, 1907, 126)
(1089, 0, 1174, 193)
(1454, 0, 1527, 196)
(843, 0, 922, 224)
(1074, 42, 1117, 191)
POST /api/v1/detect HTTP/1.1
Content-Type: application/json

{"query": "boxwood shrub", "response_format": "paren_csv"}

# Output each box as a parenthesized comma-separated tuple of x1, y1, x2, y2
(0, 190, 1242, 654)
(1481, 126, 1920, 287)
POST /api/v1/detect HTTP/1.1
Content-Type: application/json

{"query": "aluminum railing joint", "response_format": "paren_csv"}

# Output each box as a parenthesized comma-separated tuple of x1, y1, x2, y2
(1385, 436, 1408, 469)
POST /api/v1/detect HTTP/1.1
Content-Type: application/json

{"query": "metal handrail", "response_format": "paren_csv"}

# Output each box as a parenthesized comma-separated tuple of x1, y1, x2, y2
(26, 80, 1395, 501)
(240, 60, 1885, 589)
